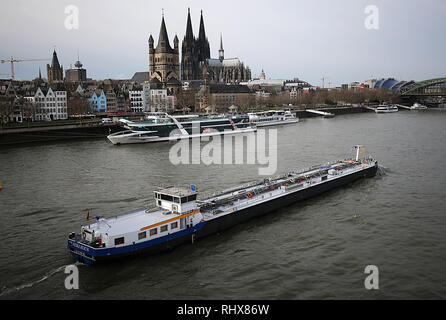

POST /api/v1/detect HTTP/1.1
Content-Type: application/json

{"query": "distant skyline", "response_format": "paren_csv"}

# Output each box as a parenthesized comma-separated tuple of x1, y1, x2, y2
(1, 0, 445, 87)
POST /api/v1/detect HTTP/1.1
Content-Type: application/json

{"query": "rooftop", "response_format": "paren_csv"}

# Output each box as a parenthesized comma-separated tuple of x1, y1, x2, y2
(156, 186, 197, 197)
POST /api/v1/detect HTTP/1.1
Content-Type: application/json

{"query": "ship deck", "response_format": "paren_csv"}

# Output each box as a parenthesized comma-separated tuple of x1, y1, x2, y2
(197, 159, 375, 220)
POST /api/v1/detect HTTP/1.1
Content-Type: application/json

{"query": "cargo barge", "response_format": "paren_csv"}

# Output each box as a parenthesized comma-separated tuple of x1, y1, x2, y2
(67, 145, 378, 265)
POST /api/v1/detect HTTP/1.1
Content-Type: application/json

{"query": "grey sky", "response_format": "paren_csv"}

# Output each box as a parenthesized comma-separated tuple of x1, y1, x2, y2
(1, 0, 445, 86)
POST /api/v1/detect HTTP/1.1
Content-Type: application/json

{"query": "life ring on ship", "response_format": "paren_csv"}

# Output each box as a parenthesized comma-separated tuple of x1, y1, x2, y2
(247, 193, 254, 198)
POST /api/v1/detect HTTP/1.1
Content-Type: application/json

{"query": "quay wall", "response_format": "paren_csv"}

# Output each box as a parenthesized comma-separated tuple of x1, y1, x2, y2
(0, 122, 121, 146)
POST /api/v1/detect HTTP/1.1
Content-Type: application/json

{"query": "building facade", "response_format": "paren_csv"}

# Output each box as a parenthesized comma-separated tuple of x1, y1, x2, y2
(65, 57, 87, 83)
(129, 89, 144, 113)
(34, 85, 68, 120)
(88, 89, 107, 113)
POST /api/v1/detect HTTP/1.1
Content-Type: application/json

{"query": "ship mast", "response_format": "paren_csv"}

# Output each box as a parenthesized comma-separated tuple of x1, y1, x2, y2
(354, 145, 364, 161)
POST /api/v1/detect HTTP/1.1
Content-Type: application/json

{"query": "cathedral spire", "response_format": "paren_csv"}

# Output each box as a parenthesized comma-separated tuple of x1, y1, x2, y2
(198, 10, 206, 40)
(185, 7, 194, 40)
(219, 33, 224, 62)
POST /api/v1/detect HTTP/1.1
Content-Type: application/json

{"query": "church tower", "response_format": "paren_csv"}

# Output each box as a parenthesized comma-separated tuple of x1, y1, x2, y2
(149, 13, 180, 89)
(195, 10, 210, 68)
(47, 50, 63, 83)
(181, 8, 197, 81)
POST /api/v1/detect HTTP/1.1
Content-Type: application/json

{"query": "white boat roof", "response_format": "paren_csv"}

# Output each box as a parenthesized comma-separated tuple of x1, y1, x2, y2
(85, 207, 176, 237)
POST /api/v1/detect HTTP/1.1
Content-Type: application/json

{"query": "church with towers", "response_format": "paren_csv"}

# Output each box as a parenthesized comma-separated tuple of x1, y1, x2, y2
(149, 9, 251, 88)
(148, 12, 182, 94)
(181, 8, 251, 84)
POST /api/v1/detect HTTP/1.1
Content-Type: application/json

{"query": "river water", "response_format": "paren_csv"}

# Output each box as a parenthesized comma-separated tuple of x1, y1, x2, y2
(1, 110, 445, 299)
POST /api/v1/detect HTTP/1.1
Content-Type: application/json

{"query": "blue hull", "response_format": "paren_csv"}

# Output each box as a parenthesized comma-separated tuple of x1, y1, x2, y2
(67, 221, 208, 265)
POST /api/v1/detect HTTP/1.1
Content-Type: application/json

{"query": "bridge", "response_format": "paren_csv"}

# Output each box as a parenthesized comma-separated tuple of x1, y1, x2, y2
(400, 78, 446, 96)
(399, 78, 446, 106)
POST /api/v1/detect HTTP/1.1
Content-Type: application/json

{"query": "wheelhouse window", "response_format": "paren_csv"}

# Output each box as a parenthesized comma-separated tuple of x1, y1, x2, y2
(150, 228, 158, 236)
(114, 237, 125, 246)
(138, 231, 147, 240)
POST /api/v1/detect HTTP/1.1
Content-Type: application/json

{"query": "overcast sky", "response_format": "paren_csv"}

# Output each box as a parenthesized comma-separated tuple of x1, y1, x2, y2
(1, 0, 445, 86)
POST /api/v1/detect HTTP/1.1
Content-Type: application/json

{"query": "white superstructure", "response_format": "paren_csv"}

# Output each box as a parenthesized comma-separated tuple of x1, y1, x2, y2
(248, 110, 299, 127)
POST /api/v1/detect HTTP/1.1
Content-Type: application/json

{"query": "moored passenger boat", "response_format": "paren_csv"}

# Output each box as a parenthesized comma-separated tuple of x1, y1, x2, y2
(375, 105, 398, 113)
(248, 110, 299, 127)
(67, 146, 378, 265)
(107, 113, 256, 145)
(410, 103, 428, 110)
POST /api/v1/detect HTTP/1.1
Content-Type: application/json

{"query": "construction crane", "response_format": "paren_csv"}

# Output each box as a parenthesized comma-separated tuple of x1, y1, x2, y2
(321, 76, 331, 89)
(0, 57, 50, 80)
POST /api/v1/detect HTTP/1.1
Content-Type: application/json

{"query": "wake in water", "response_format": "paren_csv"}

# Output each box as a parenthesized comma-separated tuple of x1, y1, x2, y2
(0, 262, 82, 298)
(376, 165, 391, 177)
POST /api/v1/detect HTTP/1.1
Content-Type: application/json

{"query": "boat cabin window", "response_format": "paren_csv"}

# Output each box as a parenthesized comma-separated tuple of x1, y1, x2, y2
(160, 225, 168, 233)
(160, 194, 172, 202)
(114, 237, 125, 246)
(158, 192, 196, 204)
(138, 231, 147, 240)
(149, 228, 158, 236)
(171, 222, 178, 229)
(181, 194, 197, 203)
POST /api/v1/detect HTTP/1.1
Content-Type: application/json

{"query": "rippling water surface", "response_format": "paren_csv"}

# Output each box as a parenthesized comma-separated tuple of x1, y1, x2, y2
(1, 110, 446, 299)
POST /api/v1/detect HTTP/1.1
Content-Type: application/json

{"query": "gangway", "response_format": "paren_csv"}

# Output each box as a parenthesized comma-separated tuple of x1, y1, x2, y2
(306, 109, 335, 118)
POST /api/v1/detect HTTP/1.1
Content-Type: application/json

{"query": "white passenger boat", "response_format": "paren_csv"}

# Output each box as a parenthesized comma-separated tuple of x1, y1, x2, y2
(248, 110, 299, 127)
(410, 103, 428, 110)
(68, 145, 378, 265)
(108, 113, 256, 145)
(375, 105, 399, 113)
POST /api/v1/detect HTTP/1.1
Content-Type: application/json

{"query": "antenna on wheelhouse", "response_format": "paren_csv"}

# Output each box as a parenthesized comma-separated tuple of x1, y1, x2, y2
(354, 145, 364, 161)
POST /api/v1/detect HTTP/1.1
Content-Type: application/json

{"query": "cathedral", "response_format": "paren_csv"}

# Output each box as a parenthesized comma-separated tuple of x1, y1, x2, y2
(181, 9, 210, 81)
(148, 13, 182, 93)
(181, 9, 251, 84)
(202, 34, 251, 84)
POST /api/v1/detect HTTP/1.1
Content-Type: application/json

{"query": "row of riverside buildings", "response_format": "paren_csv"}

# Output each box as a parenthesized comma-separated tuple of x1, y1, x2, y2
(0, 9, 314, 124)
